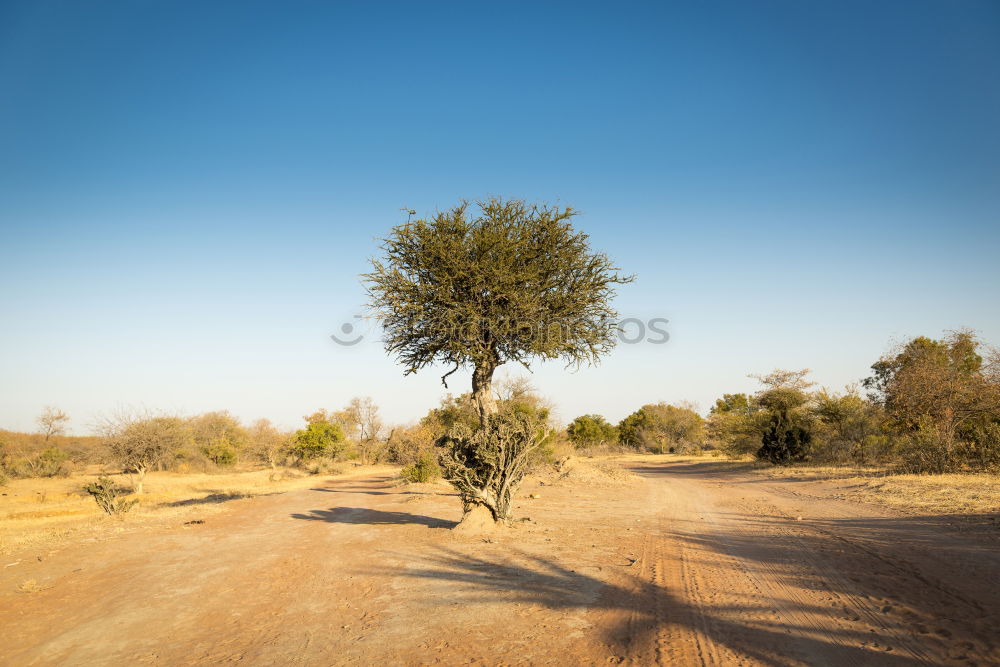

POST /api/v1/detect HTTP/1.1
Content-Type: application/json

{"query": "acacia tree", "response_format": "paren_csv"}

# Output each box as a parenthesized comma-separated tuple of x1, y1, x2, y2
(98, 411, 189, 494)
(37, 406, 69, 442)
(567, 414, 618, 448)
(366, 198, 632, 520)
(366, 198, 633, 423)
(864, 330, 1000, 471)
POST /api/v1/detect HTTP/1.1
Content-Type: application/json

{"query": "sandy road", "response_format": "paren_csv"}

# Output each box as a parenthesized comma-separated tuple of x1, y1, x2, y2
(1, 459, 997, 666)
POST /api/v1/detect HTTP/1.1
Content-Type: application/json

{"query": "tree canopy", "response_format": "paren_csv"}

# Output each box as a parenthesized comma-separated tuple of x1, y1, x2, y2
(365, 197, 633, 421)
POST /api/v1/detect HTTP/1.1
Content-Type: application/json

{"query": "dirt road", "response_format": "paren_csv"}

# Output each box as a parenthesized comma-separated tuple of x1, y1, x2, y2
(2, 459, 998, 665)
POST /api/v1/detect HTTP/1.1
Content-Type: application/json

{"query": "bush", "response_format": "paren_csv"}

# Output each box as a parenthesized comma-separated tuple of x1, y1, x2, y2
(439, 412, 544, 522)
(204, 441, 237, 466)
(756, 413, 812, 464)
(401, 451, 440, 483)
(290, 421, 347, 461)
(84, 476, 138, 516)
(618, 403, 704, 452)
(566, 415, 617, 448)
(7, 447, 70, 478)
(303, 458, 344, 476)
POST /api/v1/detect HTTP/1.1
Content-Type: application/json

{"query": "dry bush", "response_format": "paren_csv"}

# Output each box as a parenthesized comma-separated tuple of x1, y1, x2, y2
(97, 410, 190, 493)
(400, 451, 440, 483)
(84, 476, 138, 516)
(439, 412, 544, 522)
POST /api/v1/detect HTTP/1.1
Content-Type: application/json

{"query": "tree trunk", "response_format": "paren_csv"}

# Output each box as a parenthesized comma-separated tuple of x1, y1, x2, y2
(135, 466, 146, 495)
(472, 364, 498, 425)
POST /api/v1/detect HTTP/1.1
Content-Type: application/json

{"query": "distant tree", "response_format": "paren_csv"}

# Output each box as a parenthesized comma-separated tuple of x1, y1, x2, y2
(366, 198, 632, 522)
(864, 330, 1000, 471)
(566, 414, 618, 448)
(291, 415, 346, 461)
(618, 403, 704, 453)
(247, 418, 289, 469)
(706, 393, 767, 457)
(711, 393, 754, 416)
(812, 387, 885, 464)
(337, 397, 384, 464)
(493, 375, 535, 402)
(37, 406, 69, 442)
(99, 412, 190, 493)
(752, 369, 815, 464)
(189, 411, 247, 466)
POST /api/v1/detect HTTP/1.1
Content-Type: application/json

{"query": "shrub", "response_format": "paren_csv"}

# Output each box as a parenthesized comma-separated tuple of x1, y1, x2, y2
(438, 412, 544, 522)
(618, 403, 704, 452)
(401, 451, 440, 483)
(290, 420, 347, 461)
(566, 415, 617, 448)
(84, 476, 138, 516)
(303, 458, 343, 476)
(189, 411, 248, 466)
(204, 441, 237, 466)
(384, 423, 438, 465)
(8, 447, 70, 478)
(756, 413, 812, 464)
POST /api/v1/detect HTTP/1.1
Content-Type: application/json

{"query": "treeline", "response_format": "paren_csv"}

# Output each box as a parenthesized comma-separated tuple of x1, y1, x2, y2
(0, 378, 555, 489)
(0, 398, 391, 487)
(4, 330, 997, 486)
(566, 330, 1000, 473)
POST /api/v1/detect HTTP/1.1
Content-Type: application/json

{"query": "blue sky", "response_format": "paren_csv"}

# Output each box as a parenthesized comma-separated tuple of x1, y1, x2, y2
(1, 0, 998, 434)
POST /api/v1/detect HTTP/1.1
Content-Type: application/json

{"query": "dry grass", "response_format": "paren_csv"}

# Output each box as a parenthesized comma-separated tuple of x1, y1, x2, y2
(628, 453, 1000, 516)
(0, 464, 398, 555)
(847, 473, 1000, 515)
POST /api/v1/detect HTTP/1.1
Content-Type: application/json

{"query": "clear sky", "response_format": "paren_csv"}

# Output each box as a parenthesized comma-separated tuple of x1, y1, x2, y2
(1, 0, 998, 435)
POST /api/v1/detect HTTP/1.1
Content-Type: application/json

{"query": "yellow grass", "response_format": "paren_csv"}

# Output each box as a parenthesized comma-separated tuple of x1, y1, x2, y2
(608, 453, 1000, 516)
(849, 474, 1000, 515)
(0, 465, 397, 555)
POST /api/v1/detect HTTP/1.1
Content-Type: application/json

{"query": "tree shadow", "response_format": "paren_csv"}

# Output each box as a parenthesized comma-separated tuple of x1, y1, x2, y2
(367, 546, 935, 665)
(291, 506, 457, 528)
(310, 476, 457, 498)
(161, 491, 276, 507)
(309, 486, 451, 497)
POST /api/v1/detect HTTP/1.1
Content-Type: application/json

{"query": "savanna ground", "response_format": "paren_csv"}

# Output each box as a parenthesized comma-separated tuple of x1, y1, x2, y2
(2, 456, 998, 666)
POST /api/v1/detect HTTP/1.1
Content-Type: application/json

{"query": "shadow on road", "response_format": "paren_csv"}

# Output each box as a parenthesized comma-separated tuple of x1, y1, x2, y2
(367, 546, 934, 665)
(291, 506, 457, 528)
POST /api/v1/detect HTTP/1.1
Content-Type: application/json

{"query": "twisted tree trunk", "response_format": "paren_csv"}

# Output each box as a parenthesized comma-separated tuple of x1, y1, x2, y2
(472, 363, 498, 425)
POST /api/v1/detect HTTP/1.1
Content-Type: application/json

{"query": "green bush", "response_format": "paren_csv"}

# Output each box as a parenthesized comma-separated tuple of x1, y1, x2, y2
(204, 441, 237, 466)
(756, 413, 812, 464)
(401, 451, 440, 483)
(290, 421, 347, 461)
(566, 414, 617, 448)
